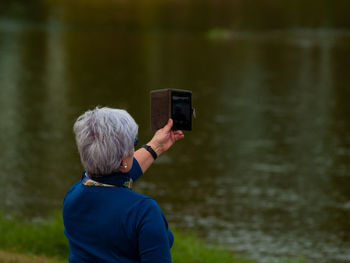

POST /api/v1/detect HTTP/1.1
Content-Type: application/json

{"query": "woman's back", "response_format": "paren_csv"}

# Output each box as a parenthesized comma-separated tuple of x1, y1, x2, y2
(63, 180, 173, 263)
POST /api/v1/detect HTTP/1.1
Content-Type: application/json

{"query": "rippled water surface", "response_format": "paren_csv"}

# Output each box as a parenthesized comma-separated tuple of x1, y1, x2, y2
(1, 1, 350, 262)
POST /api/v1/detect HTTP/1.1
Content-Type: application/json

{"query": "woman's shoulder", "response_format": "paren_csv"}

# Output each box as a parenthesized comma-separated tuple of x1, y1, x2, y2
(130, 193, 165, 217)
(128, 191, 159, 207)
(63, 180, 82, 200)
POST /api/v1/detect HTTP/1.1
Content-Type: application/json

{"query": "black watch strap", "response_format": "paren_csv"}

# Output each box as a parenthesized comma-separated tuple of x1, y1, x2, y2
(141, 144, 158, 160)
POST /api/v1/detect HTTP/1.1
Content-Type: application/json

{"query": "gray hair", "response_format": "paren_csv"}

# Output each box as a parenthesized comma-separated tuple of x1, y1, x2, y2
(73, 107, 138, 177)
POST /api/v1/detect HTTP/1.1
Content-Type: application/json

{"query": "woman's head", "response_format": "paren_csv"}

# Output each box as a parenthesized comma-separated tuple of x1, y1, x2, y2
(73, 107, 138, 176)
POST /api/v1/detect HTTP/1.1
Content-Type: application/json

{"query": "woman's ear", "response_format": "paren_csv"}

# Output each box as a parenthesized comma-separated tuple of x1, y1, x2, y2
(119, 159, 128, 171)
(119, 154, 133, 172)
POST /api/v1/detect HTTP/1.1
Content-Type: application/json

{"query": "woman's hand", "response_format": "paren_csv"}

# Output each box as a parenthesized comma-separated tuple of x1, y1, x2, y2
(134, 119, 184, 173)
(148, 119, 184, 156)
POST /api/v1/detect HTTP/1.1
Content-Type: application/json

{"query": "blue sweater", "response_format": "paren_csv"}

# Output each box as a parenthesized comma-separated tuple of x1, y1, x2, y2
(63, 158, 174, 263)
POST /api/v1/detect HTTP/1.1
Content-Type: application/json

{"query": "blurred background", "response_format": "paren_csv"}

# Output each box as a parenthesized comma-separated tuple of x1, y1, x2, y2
(0, 0, 350, 262)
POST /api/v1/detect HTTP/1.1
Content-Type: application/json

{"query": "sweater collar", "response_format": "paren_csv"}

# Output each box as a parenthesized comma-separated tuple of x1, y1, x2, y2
(82, 171, 133, 189)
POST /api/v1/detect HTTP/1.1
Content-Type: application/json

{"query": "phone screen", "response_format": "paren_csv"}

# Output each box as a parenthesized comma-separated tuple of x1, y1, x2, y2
(171, 92, 192, 130)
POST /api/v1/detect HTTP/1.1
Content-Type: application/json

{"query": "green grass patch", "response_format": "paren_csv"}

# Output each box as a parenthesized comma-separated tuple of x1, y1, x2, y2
(0, 212, 68, 258)
(172, 230, 251, 263)
(0, 212, 304, 263)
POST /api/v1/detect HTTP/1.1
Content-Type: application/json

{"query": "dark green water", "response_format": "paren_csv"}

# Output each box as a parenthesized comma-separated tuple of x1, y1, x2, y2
(1, 1, 350, 262)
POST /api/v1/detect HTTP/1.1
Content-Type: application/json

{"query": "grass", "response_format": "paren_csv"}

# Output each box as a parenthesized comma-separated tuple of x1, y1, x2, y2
(171, 231, 252, 263)
(0, 212, 67, 259)
(0, 250, 65, 263)
(0, 212, 304, 263)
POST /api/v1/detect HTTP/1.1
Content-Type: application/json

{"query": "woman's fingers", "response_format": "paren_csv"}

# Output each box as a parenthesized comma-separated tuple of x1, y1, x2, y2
(173, 130, 184, 141)
(150, 119, 184, 154)
(162, 119, 173, 133)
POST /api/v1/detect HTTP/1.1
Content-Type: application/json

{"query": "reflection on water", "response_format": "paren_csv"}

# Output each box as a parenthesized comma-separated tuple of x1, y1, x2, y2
(1, 1, 350, 262)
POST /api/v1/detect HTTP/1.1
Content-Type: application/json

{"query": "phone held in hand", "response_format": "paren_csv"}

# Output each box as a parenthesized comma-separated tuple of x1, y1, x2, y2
(150, 89, 194, 131)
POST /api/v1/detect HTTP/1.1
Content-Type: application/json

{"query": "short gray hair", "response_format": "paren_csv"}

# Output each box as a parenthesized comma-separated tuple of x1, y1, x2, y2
(73, 107, 138, 177)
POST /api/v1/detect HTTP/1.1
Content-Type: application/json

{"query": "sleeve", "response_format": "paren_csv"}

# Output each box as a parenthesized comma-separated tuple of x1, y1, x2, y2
(129, 157, 143, 182)
(136, 199, 173, 263)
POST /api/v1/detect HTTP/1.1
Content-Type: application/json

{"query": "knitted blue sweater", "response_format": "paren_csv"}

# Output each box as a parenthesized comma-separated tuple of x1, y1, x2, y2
(63, 158, 174, 263)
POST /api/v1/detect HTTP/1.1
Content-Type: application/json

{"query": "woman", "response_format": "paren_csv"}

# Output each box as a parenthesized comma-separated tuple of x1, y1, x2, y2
(63, 107, 184, 263)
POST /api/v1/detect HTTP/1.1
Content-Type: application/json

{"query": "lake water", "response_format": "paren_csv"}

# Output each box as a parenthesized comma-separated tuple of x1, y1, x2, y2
(1, 1, 350, 262)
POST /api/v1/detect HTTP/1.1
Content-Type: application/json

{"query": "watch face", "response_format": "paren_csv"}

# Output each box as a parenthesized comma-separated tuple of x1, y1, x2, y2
(171, 90, 192, 130)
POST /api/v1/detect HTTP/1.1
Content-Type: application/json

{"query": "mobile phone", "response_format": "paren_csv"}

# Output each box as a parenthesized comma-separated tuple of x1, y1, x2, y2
(150, 89, 193, 131)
